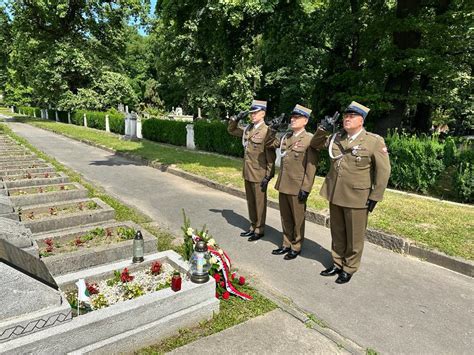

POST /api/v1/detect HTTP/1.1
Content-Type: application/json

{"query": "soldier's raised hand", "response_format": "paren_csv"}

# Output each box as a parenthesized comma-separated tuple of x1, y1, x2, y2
(268, 113, 286, 131)
(319, 111, 340, 132)
(231, 110, 248, 123)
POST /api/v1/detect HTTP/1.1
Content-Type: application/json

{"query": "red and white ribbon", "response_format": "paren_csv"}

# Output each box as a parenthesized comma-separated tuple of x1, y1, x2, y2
(191, 233, 252, 300)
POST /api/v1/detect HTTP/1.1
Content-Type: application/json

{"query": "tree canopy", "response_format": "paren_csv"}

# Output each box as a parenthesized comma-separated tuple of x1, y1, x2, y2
(1, 0, 472, 135)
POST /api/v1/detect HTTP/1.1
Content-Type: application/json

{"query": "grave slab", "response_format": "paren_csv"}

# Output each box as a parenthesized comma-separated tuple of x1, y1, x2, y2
(0, 167, 56, 177)
(0, 195, 14, 214)
(0, 251, 218, 354)
(37, 221, 158, 275)
(21, 198, 116, 234)
(3, 173, 69, 189)
(0, 217, 33, 249)
(9, 183, 89, 207)
(0, 242, 72, 343)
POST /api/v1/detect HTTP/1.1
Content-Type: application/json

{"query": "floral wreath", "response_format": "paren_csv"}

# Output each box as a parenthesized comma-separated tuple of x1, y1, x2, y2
(182, 212, 252, 301)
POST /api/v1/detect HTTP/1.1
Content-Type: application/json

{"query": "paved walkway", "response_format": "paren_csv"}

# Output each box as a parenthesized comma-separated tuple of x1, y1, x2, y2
(170, 309, 348, 354)
(8, 122, 474, 354)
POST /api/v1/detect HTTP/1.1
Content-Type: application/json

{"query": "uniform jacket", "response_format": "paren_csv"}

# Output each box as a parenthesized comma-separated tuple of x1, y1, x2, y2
(228, 120, 276, 183)
(268, 130, 318, 196)
(311, 128, 391, 208)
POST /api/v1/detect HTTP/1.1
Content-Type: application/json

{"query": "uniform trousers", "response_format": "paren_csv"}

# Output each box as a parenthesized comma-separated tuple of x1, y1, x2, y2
(329, 203, 368, 274)
(244, 180, 267, 234)
(279, 192, 306, 252)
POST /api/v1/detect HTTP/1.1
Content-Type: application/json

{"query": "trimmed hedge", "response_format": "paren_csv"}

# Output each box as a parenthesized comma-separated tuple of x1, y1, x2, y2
(18, 106, 41, 117)
(386, 132, 445, 194)
(17, 106, 126, 134)
(316, 131, 473, 202)
(453, 148, 474, 203)
(142, 118, 187, 146)
(109, 113, 125, 135)
(194, 120, 244, 157)
(81, 110, 106, 130)
(69, 110, 125, 134)
(71, 111, 84, 126)
(57, 110, 69, 123)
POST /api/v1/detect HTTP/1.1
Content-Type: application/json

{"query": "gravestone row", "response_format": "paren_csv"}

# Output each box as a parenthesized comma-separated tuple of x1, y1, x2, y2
(0, 131, 218, 353)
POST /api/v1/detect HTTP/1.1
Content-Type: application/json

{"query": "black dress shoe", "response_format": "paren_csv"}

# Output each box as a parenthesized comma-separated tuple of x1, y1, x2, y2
(240, 230, 254, 237)
(247, 233, 264, 241)
(335, 271, 352, 284)
(283, 250, 300, 260)
(320, 265, 342, 277)
(271, 247, 291, 255)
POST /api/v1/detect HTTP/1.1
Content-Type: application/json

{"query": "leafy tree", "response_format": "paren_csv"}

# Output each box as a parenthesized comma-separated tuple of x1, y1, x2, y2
(4, 0, 149, 107)
(2, 0, 470, 136)
(0, 5, 11, 94)
(151, 0, 277, 117)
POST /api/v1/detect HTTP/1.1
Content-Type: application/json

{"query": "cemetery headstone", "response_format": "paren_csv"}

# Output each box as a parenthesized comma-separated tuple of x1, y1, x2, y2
(0, 239, 71, 343)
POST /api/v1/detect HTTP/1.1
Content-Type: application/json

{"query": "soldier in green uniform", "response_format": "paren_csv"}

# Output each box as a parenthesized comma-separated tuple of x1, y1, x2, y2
(227, 100, 276, 241)
(268, 104, 319, 260)
(311, 101, 391, 283)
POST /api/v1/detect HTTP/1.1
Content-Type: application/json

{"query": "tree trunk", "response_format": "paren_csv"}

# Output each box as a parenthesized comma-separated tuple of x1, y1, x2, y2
(412, 0, 451, 134)
(350, 0, 360, 70)
(375, 0, 421, 136)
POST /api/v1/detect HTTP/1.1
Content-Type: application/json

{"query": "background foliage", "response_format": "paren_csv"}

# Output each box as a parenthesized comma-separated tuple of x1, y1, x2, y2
(2, 0, 472, 202)
(1, 0, 471, 136)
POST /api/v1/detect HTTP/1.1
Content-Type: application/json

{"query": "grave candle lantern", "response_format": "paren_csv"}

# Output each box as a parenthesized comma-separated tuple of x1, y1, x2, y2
(189, 240, 210, 283)
(132, 230, 144, 263)
(171, 271, 182, 292)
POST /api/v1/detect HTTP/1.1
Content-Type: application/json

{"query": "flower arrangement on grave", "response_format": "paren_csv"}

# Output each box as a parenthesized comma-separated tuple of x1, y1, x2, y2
(181, 211, 252, 301)
(67, 262, 183, 315)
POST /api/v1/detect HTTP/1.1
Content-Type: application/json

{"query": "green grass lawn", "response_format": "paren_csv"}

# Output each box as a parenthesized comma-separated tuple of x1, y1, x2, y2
(0, 107, 12, 117)
(137, 285, 277, 354)
(6, 117, 473, 260)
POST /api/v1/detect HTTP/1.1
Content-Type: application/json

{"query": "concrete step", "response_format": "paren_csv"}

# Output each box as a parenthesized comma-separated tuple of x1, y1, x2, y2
(9, 183, 89, 207)
(20, 198, 116, 234)
(0, 166, 56, 177)
(3, 172, 70, 189)
(35, 220, 158, 275)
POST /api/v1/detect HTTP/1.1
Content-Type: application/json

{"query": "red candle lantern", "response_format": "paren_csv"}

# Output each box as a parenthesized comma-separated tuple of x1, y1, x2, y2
(171, 271, 182, 292)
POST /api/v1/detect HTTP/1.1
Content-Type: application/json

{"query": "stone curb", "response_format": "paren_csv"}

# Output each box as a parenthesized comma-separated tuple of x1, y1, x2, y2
(22, 125, 474, 278)
(251, 279, 365, 354)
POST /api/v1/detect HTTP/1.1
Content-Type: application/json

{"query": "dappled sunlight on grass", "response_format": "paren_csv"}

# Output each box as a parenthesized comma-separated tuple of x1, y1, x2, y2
(369, 192, 474, 259)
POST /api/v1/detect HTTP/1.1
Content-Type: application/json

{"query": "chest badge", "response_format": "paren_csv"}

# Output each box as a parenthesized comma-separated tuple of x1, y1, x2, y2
(351, 145, 361, 156)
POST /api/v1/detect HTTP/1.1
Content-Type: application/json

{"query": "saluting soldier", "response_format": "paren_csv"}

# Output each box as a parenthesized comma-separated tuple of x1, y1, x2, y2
(311, 101, 391, 284)
(227, 100, 276, 241)
(268, 104, 319, 260)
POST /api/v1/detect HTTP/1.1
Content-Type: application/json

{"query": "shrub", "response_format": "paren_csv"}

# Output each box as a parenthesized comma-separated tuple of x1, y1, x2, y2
(108, 112, 125, 135)
(316, 149, 330, 176)
(68, 110, 124, 134)
(443, 137, 458, 167)
(454, 148, 474, 203)
(85, 111, 106, 130)
(57, 110, 69, 123)
(142, 118, 187, 146)
(71, 111, 84, 126)
(386, 132, 445, 194)
(194, 120, 244, 157)
(18, 106, 41, 117)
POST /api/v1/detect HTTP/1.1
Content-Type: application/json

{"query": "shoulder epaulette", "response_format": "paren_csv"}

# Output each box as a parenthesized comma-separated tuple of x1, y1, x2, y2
(366, 132, 384, 140)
